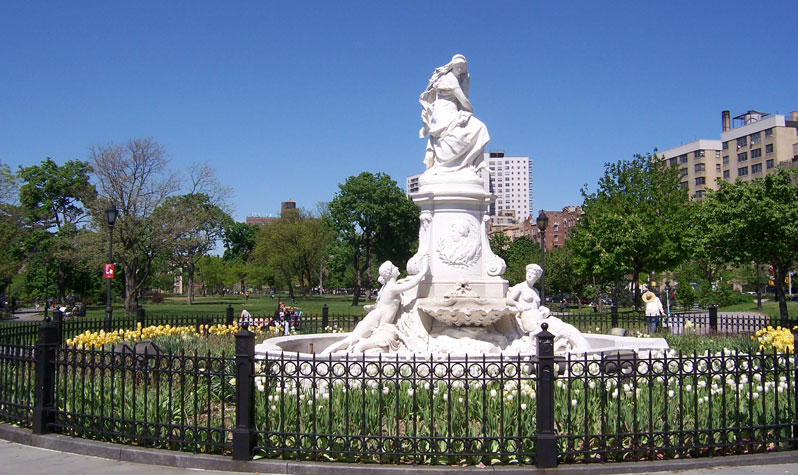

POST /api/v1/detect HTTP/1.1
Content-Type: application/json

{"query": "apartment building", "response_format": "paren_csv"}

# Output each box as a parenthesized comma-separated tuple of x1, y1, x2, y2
(406, 151, 533, 225)
(658, 140, 722, 199)
(490, 206, 583, 251)
(660, 109, 798, 199)
(721, 110, 798, 183)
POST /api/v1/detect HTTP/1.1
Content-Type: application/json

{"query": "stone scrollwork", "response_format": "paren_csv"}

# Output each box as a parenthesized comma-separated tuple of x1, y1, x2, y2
(407, 211, 433, 275)
(482, 215, 506, 276)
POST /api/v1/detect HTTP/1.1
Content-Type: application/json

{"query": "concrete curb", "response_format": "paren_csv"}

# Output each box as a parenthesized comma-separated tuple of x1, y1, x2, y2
(3, 423, 798, 473)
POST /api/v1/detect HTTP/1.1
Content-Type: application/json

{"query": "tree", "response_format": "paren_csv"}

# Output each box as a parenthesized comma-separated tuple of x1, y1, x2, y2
(163, 193, 232, 304)
(546, 245, 590, 310)
(568, 152, 690, 309)
(90, 138, 180, 315)
(17, 158, 96, 302)
(251, 209, 331, 300)
(327, 172, 419, 306)
(695, 168, 798, 322)
(0, 162, 23, 294)
(222, 222, 259, 262)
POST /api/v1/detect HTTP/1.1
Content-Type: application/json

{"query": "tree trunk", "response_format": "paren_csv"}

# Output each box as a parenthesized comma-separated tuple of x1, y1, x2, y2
(774, 263, 789, 325)
(351, 249, 361, 307)
(632, 272, 641, 312)
(124, 269, 137, 316)
(186, 264, 195, 305)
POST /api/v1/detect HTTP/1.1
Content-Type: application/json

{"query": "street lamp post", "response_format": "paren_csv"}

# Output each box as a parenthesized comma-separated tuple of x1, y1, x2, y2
(536, 210, 549, 305)
(104, 205, 118, 332)
(664, 280, 671, 316)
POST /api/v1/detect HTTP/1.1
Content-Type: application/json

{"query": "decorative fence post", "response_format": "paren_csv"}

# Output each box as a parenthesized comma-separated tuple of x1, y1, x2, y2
(136, 304, 146, 328)
(32, 318, 58, 435)
(535, 322, 558, 468)
(322, 304, 329, 331)
(708, 305, 718, 333)
(611, 305, 618, 328)
(226, 304, 235, 326)
(232, 323, 256, 461)
(53, 308, 63, 345)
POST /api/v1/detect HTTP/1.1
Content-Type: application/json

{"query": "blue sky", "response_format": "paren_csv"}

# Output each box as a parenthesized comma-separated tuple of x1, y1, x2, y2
(2, 1, 796, 221)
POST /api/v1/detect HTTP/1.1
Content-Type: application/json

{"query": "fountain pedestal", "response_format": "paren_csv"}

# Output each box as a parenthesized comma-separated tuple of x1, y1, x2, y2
(408, 169, 508, 317)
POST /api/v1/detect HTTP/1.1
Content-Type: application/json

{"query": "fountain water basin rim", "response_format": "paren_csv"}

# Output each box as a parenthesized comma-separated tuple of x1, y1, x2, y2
(254, 332, 669, 361)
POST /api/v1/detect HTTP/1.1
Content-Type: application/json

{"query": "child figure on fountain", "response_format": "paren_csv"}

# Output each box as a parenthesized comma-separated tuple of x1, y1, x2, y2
(321, 256, 429, 355)
(506, 264, 589, 353)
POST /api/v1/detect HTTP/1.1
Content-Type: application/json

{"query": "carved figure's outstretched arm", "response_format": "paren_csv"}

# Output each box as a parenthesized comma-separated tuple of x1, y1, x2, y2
(393, 258, 428, 293)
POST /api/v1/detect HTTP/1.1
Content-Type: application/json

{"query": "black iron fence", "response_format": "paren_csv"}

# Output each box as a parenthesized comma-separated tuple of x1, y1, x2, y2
(560, 306, 772, 336)
(1, 314, 797, 467)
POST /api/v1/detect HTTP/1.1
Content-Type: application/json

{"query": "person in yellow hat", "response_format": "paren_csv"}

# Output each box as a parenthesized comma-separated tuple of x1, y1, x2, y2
(643, 290, 665, 334)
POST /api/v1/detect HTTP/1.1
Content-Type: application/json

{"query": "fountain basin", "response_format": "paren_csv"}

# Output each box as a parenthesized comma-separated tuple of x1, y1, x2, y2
(255, 332, 669, 361)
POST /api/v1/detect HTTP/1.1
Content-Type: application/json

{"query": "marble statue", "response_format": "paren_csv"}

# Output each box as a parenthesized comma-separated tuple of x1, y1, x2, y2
(321, 258, 429, 355)
(419, 54, 490, 174)
(507, 264, 589, 353)
(258, 54, 670, 361)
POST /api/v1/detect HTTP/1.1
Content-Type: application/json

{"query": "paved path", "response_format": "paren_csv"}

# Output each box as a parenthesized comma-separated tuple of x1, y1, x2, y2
(2, 437, 798, 475)
(0, 439, 256, 475)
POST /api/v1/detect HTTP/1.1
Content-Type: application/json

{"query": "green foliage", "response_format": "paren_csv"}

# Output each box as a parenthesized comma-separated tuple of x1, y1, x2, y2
(545, 245, 591, 305)
(222, 221, 259, 262)
(160, 192, 232, 303)
(15, 158, 97, 302)
(569, 152, 689, 307)
(694, 168, 798, 320)
(250, 209, 332, 298)
(490, 234, 540, 284)
(327, 172, 419, 305)
(675, 282, 696, 309)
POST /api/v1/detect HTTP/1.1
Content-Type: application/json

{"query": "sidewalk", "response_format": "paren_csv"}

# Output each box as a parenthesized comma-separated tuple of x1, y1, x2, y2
(0, 439, 243, 475)
(2, 434, 798, 475)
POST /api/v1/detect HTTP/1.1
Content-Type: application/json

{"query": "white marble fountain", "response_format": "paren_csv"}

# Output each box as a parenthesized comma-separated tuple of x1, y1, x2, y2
(255, 54, 667, 361)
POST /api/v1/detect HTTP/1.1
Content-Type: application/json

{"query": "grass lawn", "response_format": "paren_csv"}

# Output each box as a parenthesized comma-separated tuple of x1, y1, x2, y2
(718, 300, 798, 322)
(76, 293, 371, 320)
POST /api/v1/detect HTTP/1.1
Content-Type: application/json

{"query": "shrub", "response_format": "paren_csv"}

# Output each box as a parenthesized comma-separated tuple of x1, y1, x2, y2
(151, 294, 164, 304)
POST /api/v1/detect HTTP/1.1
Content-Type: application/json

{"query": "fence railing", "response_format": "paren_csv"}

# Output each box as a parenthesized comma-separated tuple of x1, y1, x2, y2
(560, 306, 773, 336)
(1, 314, 798, 467)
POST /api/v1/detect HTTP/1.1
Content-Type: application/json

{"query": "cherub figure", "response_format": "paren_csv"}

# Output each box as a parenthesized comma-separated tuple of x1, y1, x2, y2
(321, 257, 429, 355)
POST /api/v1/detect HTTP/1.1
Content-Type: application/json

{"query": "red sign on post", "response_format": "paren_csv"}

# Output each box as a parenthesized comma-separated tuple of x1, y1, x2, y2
(104, 263, 115, 279)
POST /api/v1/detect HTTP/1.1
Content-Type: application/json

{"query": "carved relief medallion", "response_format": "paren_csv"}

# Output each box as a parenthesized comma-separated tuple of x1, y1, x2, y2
(436, 221, 481, 268)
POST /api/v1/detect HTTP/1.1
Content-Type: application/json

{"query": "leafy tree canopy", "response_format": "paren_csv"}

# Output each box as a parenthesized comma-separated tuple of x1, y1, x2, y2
(568, 152, 689, 307)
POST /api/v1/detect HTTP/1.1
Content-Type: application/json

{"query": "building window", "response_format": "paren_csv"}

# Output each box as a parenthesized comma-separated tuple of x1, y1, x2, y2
(680, 167, 688, 177)
(765, 128, 773, 138)
(722, 155, 729, 165)
(723, 141, 729, 150)
(750, 132, 761, 144)
(737, 137, 747, 149)
(680, 181, 688, 190)
(679, 154, 688, 164)
(751, 148, 762, 159)
(694, 150, 705, 158)
(553, 223, 559, 231)
(694, 190, 704, 199)
(766, 144, 773, 154)
(695, 177, 706, 185)
(715, 150, 721, 158)
(668, 157, 677, 167)
(694, 163, 705, 172)
(751, 163, 763, 174)
(738, 167, 748, 177)
(766, 159, 774, 169)
(737, 152, 748, 162)
(723, 170, 730, 179)
(716, 163, 721, 172)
